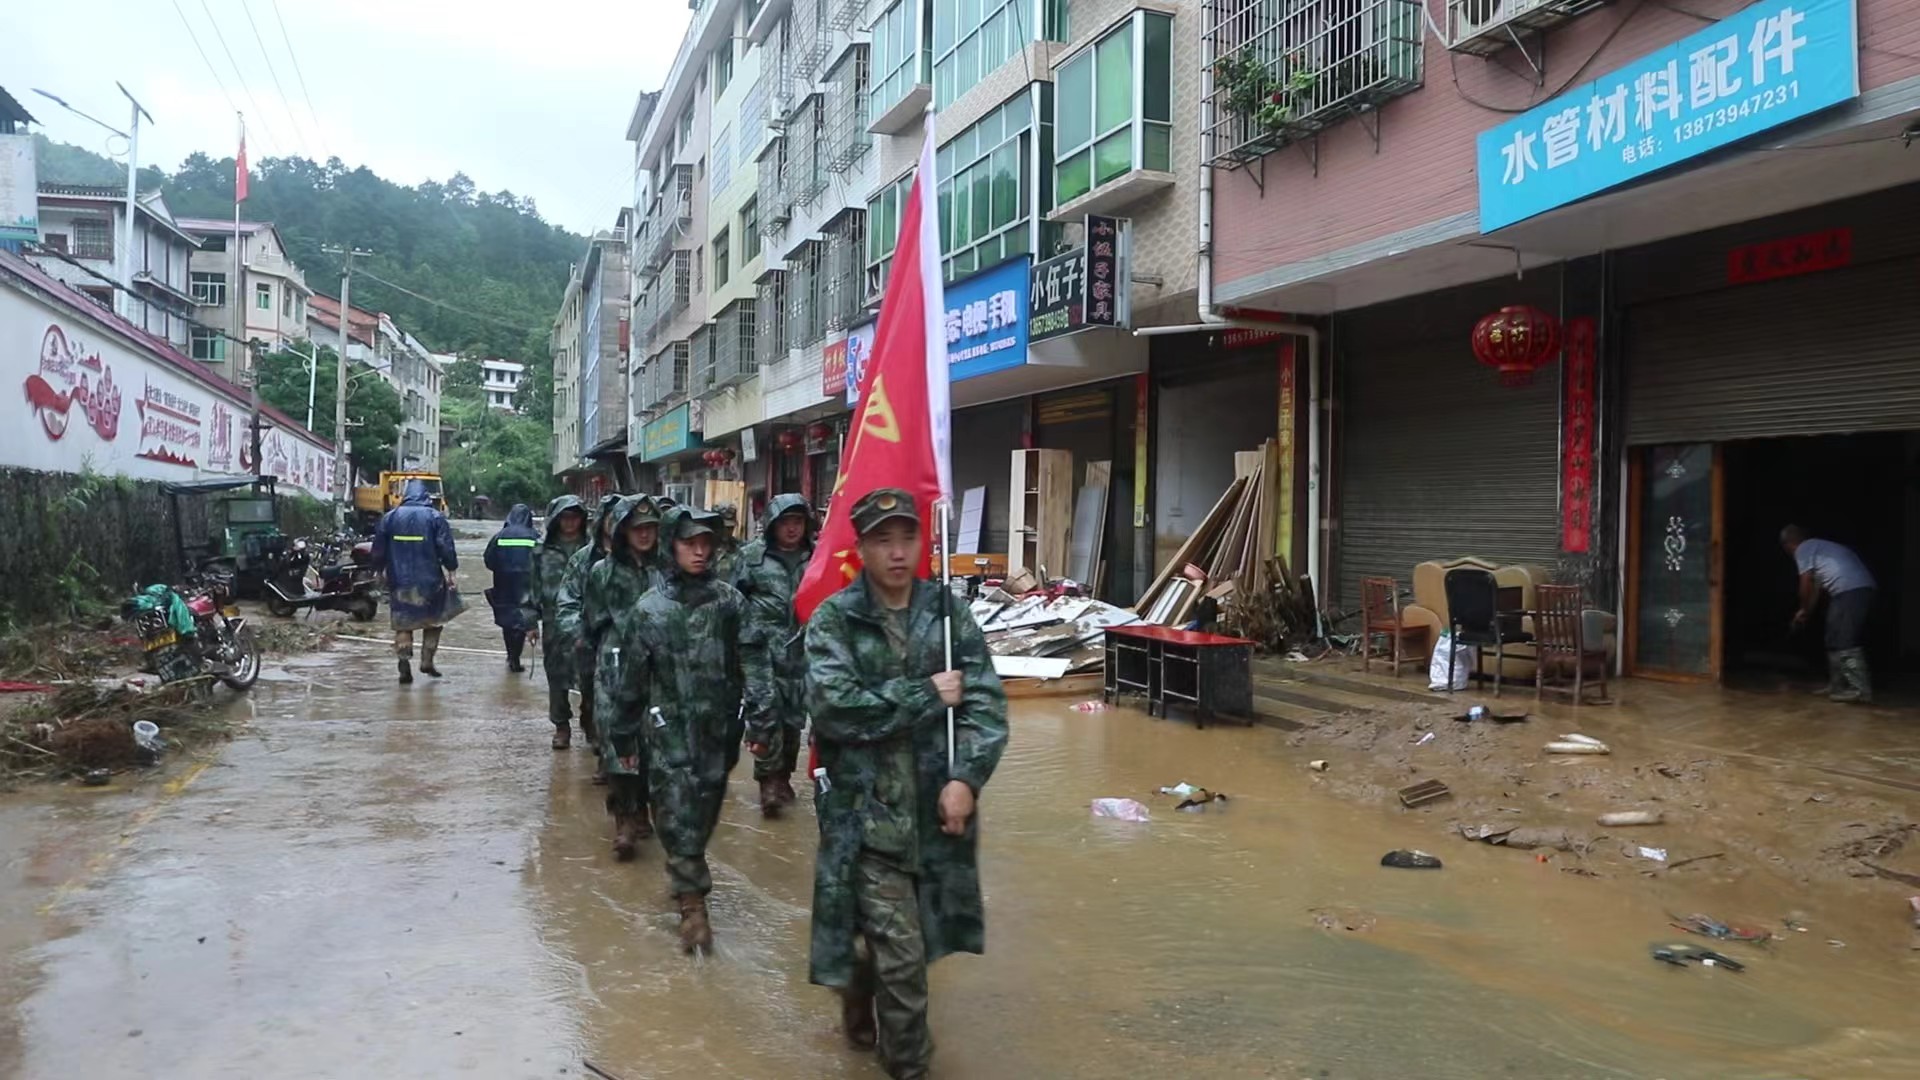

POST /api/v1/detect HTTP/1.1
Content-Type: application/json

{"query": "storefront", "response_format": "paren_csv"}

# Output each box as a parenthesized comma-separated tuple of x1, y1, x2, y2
(1329, 271, 1571, 612)
(640, 401, 705, 504)
(1617, 183, 1920, 682)
(1150, 330, 1286, 577)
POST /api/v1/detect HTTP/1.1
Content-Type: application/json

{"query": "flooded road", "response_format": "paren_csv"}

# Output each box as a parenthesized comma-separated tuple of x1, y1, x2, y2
(3, 540, 1918, 1078)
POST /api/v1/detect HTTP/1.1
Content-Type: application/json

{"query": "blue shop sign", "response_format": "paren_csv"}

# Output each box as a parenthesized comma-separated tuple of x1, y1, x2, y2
(944, 256, 1031, 382)
(1477, 0, 1858, 232)
(641, 402, 700, 461)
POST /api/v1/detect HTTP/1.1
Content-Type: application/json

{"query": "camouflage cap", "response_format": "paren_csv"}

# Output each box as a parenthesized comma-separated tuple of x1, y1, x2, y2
(849, 487, 921, 537)
(664, 505, 722, 541)
(625, 494, 662, 527)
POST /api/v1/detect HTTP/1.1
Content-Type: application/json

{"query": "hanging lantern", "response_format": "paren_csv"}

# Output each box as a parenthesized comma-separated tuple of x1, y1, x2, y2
(807, 422, 833, 443)
(1471, 305, 1561, 386)
(777, 429, 805, 452)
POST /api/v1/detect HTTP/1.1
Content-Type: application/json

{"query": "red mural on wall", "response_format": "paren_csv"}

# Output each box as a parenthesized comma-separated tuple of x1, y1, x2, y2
(22, 324, 123, 443)
(1561, 316, 1597, 554)
(134, 376, 206, 468)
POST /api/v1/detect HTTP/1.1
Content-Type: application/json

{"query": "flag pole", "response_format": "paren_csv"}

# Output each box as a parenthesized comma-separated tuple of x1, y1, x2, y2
(939, 499, 955, 773)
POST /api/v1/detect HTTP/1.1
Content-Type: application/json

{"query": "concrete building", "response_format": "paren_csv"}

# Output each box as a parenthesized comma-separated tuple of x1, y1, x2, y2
(548, 219, 632, 493)
(549, 263, 584, 486)
(1205, 0, 1920, 684)
(306, 294, 442, 472)
(175, 218, 312, 377)
(481, 358, 526, 411)
(29, 185, 201, 351)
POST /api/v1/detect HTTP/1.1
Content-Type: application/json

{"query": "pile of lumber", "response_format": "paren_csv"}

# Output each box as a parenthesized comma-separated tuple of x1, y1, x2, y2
(1133, 441, 1283, 626)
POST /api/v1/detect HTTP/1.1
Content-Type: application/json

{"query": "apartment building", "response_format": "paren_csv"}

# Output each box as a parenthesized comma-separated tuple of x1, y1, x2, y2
(29, 185, 201, 351)
(175, 217, 312, 379)
(481, 358, 526, 411)
(551, 219, 634, 495)
(307, 294, 442, 472)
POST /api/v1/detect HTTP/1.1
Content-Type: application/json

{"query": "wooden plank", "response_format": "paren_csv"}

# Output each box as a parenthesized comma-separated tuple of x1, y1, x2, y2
(1003, 672, 1105, 699)
(1067, 461, 1110, 585)
(957, 486, 986, 553)
(993, 656, 1074, 679)
(1136, 477, 1245, 612)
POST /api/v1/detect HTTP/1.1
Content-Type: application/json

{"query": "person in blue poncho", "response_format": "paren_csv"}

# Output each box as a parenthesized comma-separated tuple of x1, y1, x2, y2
(371, 478, 461, 684)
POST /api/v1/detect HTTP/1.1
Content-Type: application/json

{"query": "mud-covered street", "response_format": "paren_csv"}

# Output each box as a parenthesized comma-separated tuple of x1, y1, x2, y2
(4, 539, 1920, 1079)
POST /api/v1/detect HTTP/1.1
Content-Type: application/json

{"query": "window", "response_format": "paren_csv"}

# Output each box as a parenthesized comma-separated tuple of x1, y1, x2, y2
(190, 271, 227, 306)
(44, 232, 69, 253)
(190, 327, 227, 362)
(1054, 12, 1172, 206)
(864, 173, 912, 297)
(932, 0, 1064, 109)
(935, 92, 1034, 279)
(256, 282, 272, 311)
(72, 218, 113, 260)
(695, 245, 705, 293)
(677, 107, 694, 152)
(200, 235, 227, 252)
(282, 290, 293, 318)
(870, 0, 930, 124)
(713, 228, 731, 288)
(714, 41, 734, 97)
(712, 125, 734, 191)
(740, 198, 761, 261)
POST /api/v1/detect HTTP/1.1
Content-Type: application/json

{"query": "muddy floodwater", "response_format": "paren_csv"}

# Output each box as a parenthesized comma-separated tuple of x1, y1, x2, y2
(3, 542, 1917, 1078)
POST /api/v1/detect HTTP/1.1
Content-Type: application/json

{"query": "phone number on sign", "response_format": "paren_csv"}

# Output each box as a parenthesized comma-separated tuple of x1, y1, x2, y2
(1674, 81, 1800, 143)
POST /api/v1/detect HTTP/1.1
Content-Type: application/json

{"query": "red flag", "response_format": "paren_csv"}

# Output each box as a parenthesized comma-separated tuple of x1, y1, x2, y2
(792, 116, 951, 624)
(236, 129, 249, 203)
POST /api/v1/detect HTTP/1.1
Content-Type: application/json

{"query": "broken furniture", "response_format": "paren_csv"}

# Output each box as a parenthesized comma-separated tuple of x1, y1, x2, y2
(1360, 576, 1424, 677)
(1533, 583, 1611, 704)
(1008, 448, 1071, 578)
(1102, 625, 1254, 728)
(1444, 568, 1533, 698)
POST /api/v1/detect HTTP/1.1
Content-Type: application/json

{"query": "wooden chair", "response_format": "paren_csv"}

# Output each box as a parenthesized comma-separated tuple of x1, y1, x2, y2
(1534, 584, 1609, 704)
(1360, 577, 1424, 677)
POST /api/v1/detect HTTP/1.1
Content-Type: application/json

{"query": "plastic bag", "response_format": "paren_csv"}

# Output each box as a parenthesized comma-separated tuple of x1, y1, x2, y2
(1428, 633, 1473, 692)
(1090, 798, 1151, 822)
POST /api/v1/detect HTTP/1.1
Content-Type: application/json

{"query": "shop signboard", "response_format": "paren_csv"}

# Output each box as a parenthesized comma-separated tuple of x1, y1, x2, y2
(1084, 215, 1125, 327)
(1477, 0, 1859, 232)
(1029, 216, 1129, 342)
(641, 402, 700, 461)
(1561, 317, 1598, 553)
(822, 334, 848, 396)
(944, 255, 1030, 382)
(844, 319, 875, 406)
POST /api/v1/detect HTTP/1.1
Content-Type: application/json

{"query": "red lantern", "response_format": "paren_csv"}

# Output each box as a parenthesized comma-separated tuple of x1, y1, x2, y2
(777, 429, 804, 452)
(1471, 305, 1561, 385)
(807, 422, 833, 442)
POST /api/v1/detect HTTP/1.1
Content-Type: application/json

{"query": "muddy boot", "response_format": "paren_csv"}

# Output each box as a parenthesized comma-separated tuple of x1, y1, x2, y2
(758, 775, 785, 818)
(632, 807, 653, 840)
(1831, 648, 1873, 704)
(420, 651, 443, 678)
(579, 708, 599, 748)
(774, 772, 797, 807)
(397, 655, 413, 685)
(552, 724, 571, 751)
(677, 893, 713, 954)
(612, 814, 641, 861)
(841, 988, 878, 1050)
(1812, 653, 1842, 696)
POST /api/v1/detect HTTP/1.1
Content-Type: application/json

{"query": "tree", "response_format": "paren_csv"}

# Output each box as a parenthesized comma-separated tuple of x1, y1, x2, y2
(256, 346, 404, 480)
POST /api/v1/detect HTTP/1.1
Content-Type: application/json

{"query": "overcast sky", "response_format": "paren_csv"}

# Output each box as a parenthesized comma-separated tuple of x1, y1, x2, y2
(5, 0, 688, 236)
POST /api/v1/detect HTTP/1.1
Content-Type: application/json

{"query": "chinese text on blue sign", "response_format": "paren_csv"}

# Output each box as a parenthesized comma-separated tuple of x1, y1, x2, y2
(1477, 0, 1858, 232)
(944, 256, 1031, 381)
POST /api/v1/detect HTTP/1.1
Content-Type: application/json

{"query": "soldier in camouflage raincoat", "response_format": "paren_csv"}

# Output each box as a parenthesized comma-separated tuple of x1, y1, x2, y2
(731, 492, 817, 816)
(805, 488, 1008, 1080)
(603, 505, 745, 952)
(555, 493, 624, 754)
(583, 495, 667, 858)
(710, 502, 743, 581)
(520, 495, 589, 747)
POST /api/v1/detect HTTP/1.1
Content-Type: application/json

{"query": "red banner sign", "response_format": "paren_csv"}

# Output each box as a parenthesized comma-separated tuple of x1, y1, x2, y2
(1726, 227, 1852, 285)
(821, 337, 848, 396)
(1561, 317, 1596, 553)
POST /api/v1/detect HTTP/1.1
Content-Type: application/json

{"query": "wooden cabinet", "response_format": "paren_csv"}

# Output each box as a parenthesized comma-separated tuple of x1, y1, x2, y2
(1008, 448, 1071, 578)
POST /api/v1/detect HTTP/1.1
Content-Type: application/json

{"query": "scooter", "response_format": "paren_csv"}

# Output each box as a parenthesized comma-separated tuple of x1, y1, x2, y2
(261, 534, 380, 621)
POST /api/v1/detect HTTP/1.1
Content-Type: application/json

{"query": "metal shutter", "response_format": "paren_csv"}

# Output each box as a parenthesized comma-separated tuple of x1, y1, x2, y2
(1626, 258, 1920, 445)
(1337, 339, 1564, 609)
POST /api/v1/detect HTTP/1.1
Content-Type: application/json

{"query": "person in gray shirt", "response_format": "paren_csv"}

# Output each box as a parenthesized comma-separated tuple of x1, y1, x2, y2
(1780, 525, 1877, 704)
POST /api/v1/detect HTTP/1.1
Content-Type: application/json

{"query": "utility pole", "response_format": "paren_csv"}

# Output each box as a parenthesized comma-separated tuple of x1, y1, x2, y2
(321, 245, 374, 506)
(299, 339, 319, 431)
(116, 84, 152, 324)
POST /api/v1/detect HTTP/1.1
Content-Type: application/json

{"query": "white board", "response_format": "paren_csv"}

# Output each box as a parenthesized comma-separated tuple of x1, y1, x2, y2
(957, 486, 986, 553)
(992, 656, 1073, 680)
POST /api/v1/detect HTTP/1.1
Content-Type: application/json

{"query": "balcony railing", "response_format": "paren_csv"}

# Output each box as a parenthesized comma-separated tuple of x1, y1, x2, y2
(825, 47, 871, 175)
(688, 324, 715, 398)
(672, 250, 692, 315)
(792, 95, 829, 206)
(1445, 0, 1608, 57)
(790, 0, 831, 86)
(1204, 0, 1424, 167)
(821, 210, 866, 334)
(756, 272, 787, 367)
(713, 299, 759, 389)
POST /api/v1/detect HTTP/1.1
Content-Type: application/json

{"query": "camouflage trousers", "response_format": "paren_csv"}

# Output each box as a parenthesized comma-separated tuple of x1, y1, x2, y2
(540, 625, 575, 728)
(750, 715, 805, 781)
(848, 852, 932, 1079)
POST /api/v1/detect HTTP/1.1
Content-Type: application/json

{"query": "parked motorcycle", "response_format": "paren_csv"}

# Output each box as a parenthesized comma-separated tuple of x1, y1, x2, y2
(122, 575, 260, 691)
(260, 533, 380, 621)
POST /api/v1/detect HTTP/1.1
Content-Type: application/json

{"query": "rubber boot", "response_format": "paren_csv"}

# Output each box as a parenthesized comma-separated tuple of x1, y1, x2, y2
(633, 806, 653, 840)
(505, 633, 525, 673)
(841, 988, 878, 1050)
(677, 893, 713, 954)
(1831, 648, 1873, 704)
(1812, 653, 1842, 696)
(759, 775, 785, 818)
(612, 813, 641, 861)
(774, 772, 797, 808)
(552, 724, 571, 751)
(397, 654, 413, 685)
(420, 643, 443, 678)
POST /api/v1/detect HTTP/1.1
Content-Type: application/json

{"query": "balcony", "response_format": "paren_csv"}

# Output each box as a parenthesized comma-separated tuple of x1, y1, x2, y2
(671, 250, 692, 316)
(1204, 0, 1424, 168)
(687, 324, 715, 398)
(821, 210, 866, 334)
(790, 0, 832, 86)
(712, 299, 759, 389)
(1446, 0, 1609, 58)
(825, 47, 871, 175)
(756, 272, 787, 367)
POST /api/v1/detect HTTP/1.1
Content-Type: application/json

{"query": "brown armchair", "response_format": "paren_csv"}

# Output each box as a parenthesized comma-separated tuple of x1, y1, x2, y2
(1534, 584, 1610, 704)
(1360, 577, 1425, 677)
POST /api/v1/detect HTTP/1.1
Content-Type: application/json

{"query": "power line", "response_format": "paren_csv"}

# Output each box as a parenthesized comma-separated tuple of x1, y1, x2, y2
(270, 0, 334, 162)
(241, 0, 316, 159)
(197, 0, 286, 154)
(169, 0, 242, 118)
(349, 265, 547, 333)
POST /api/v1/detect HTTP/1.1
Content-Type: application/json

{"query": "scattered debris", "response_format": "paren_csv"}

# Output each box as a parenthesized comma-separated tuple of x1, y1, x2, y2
(1175, 790, 1229, 811)
(1310, 907, 1376, 933)
(1090, 798, 1152, 822)
(1908, 896, 1920, 930)
(1453, 707, 1530, 723)
(1651, 943, 1745, 972)
(1598, 810, 1664, 827)
(1414, 731, 1436, 747)
(1828, 823, 1915, 861)
(80, 767, 111, 786)
(1069, 700, 1110, 713)
(1502, 827, 1581, 852)
(1158, 782, 1198, 797)
(1560, 867, 1603, 878)
(1661, 851, 1725, 872)
(1633, 846, 1670, 862)
(1545, 734, 1611, 755)
(1827, 939, 1847, 949)
(1308, 759, 1329, 772)
(1397, 779, 1451, 808)
(1669, 913, 1770, 943)
(1858, 861, 1920, 888)
(1380, 850, 1443, 869)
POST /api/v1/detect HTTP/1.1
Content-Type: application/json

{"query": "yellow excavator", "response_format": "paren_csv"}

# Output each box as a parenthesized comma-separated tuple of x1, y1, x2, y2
(352, 471, 448, 533)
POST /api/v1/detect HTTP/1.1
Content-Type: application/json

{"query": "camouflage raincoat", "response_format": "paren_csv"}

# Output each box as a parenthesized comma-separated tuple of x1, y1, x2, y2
(804, 575, 1008, 989)
(731, 493, 817, 778)
(604, 506, 746, 893)
(521, 494, 588, 677)
(585, 496, 667, 801)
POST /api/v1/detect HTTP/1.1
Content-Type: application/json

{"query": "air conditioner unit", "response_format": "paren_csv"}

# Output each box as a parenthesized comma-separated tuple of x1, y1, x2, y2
(1447, 0, 1608, 57)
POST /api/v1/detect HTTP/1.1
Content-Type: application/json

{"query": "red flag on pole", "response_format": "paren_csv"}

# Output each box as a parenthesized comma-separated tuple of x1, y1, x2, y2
(235, 127, 249, 203)
(792, 115, 952, 624)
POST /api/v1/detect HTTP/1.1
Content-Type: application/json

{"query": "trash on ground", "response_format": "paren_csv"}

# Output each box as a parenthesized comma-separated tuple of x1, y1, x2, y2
(1650, 943, 1745, 972)
(1310, 907, 1376, 933)
(1503, 826, 1581, 852)
(80, 768, 111, 786)
(1827, 939, 1847, 948)
(1453, 707, 1530, 723)
(0, 680, 57, 693)
(1598, 810, 1664, 827)
(1175, 790, 1229, 811)
(1090, 797, 1151, 822)
(1308, 759, 1329, 772)
(1158, 781, 1197, 797)
(1545, 738, 1611, 755)
(1634, 846, 1669, 862)
(1909, 896, 1920, 929)
(1397, 779, 1451, 808)
(1414, 731, 1436, 746)
(1069, 700, 1110, 712)
(1380, 849, 1443, 869)
(1669, 913, 1771, 942)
